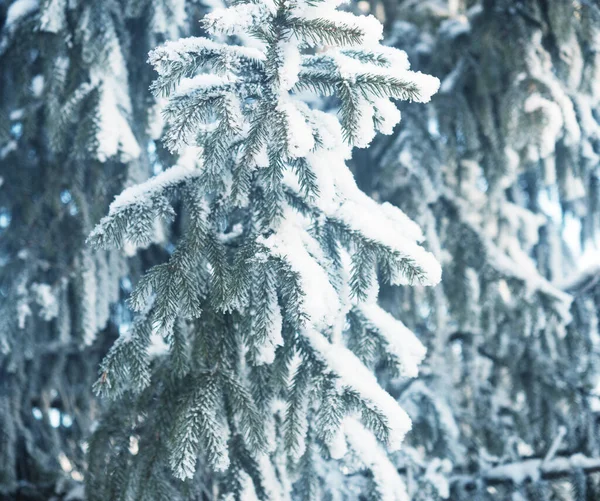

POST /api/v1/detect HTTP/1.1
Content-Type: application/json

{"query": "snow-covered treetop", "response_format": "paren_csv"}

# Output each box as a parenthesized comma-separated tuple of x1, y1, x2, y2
(89, 0, 441, 492)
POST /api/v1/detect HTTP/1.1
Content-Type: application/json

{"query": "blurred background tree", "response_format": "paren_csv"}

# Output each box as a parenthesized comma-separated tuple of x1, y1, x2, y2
(0, 0, 192, 498)
(352, 0, 600, 499)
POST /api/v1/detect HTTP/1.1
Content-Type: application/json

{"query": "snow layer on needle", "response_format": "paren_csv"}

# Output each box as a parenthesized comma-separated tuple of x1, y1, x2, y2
(303, 327, 412, 450)
(238, 472, 260, 501)
(40, 0, 65, 33)
(524, 93, 563, 159)
(4, 0, 38, 29)
(353, 98, 376, 148)
(95, 77, 141, 162)
(357, 302, 426, 378)
(149, 37, 265, 73)
(92, 41, 140, 163)
(278, 99, 315, 159)
(107, 147, 202, 214)
(343, 418, 410, 501)
(204, 3, 270, 36)
(302, 8, 383, 45)
(278, 40, 301, 91)
(369, 45, 410, 69)
(324, 155, 441, 286)
(373, 98, 402, 135)
(261, 210, 339, 329)
(258, 454, 290, 501)
(326, 50, 440, 103)
(174, 74, 236, 98)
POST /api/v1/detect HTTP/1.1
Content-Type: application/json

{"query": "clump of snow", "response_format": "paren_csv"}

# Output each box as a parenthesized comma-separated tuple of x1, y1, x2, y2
(524, 93, 563, 160)
(31, 283, 59, 321)
(278, 100, 315, 158)
(423, 458, 452, 499)
(204, 4, 269, 36)
(353, 98, 376, 148)
(108, 147, 202, 214)
(327, 426, 348, 459)
(92, 41, 141, 163)
(174, 74, 235, 99)
(343, 418, 410, 501)
(357, 302, 426, 378)
(17, 300, 32, 329)
(278, 40, 301, 91)
(31, 75, 44, 97)
(260, 209, 339, 329)
(485, 458, 541, 484)
(39, 0, 65, 33)
(147, 331, 169, 358)
(303, 327, 412, 450)
(302, 9, 383, 46)
(373, 98, 401, 135)
(238, 471, 260, 501)
(257, 453, 290, 501)
(5, 0, 39, 29)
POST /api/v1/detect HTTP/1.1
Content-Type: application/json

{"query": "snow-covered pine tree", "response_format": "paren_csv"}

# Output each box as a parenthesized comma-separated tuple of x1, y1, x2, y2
(0, 0, 188, 498)
(353, 0, 600, 500)
(87, 0, 441, 498)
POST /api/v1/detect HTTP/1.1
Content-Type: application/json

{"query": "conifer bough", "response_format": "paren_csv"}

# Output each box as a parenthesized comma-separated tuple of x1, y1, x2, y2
(88, 0, 441, 497)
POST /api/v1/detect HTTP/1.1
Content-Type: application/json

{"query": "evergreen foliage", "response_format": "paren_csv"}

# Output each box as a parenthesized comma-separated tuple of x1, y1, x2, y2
(3, 0, 600, 500)
(86, 0, 441, 498)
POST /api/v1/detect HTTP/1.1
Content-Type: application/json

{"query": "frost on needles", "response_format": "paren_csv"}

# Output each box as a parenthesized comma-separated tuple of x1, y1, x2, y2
(87, 0, 441, 498)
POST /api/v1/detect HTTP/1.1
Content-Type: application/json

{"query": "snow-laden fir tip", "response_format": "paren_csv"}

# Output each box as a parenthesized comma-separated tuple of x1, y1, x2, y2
(344, 418, 410, 501)
(304, 327, 413, 451)
(357, 302, 427, 378)
(86, 0, 443, 494)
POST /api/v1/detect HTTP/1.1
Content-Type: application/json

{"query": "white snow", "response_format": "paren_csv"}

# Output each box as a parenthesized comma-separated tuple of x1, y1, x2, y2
(373, 98, 402, 135)
(31, 75, 44, 97)
(92, 42, 141, 163)
(174, 74, 235, 99)
(278, 40, 301, 91)
(17, 301, 32, 329)
(258, 453, 290, 501)
(357, 302, 426, 378)
(260, 209, 339, 329)
(108, 147, 202, 213)
(353, 98, 376, 148)
(204, 4, 269, 37)
(5, 0, 38, 29)
(239, 471, 260, 501)
(343, 418, 410, 501)
(301, 9, 383, 46)
(39, 0, 65, 33)
(327, 426, 348, 459)
(303, 326, 413, 450)
(278, 100, 315, 158)
(524, 93, 563, 160)
(31, 283, 59, 321)
(423, 458, 452, 499)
